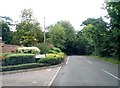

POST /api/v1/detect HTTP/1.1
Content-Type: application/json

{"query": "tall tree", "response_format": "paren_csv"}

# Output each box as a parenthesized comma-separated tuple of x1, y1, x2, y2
(12, 9, 43, 46)
(105, 1, 120, 29)
(80, 17, 108, 56)
(57, 21, 76, 54)
(0, 20, 12, 44)
(48, 24, 66, 50)
(105, 1, 120, 58)
(21, 9, 34, 23)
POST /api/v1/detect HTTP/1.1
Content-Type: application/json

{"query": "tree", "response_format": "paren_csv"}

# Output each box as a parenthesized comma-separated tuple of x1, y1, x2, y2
(105, 2, 120, 29)
(57, 21, 76, 54)
(12, 9, 43, 46)
(0, 16, 13, 25)
(0, 20, 12, 44)
(20, 9, 34, 23)
(80, 17, 108, 56)
(105, 1, 120, 59)
(48, 24, 66, 50)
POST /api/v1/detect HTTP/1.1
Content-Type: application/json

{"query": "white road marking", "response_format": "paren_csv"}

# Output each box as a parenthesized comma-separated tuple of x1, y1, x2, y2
(84, 59, 93, 64)
(32, 81, 37, 84)
(66, 56, 69, 64)
(87, 61, 93, 64)
(48, 66, 62, 86)
(47, 69, 51, 71)
(101, 69, 120, 80)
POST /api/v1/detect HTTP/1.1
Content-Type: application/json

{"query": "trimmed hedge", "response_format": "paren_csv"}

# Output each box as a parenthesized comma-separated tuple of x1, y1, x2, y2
(1, 63, 49, 72)
(48, 50, 58, 54)
(51, 47, 61, 53)
(38, 57, 64, 65)
(17, 47, 40, 54)
(47, 47, 62, 54)
(46, 53, 64, 58)
(2, 54, 35, 66)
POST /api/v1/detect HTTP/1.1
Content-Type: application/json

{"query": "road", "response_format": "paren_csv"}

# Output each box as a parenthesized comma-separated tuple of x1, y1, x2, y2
(51, 56, 119, 86)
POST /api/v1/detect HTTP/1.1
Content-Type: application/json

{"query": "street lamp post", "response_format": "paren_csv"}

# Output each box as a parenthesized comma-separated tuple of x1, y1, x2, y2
(44, 17, 46, 44)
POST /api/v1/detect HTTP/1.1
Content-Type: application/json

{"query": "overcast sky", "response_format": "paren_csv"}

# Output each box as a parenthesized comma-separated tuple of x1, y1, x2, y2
(0, 0, 108, 31)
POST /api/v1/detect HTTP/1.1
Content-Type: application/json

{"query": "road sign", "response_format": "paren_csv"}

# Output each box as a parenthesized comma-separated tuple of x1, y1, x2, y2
(35, 54, 46, 58)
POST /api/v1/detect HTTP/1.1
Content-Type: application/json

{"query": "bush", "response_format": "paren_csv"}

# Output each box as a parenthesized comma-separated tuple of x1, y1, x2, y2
(38, 57, 64, 65)
(35, 43, 53, 54)
(48, 50, 58, 54)
(17, 47, 40, 54)
(57, 52, 64, 58)
(1, 63, 49, 72)
(46, 53, 64, 58)
(46, 54, 57, 58)
(47, 47, 62, 54)
(2, 54, 35, 66)
(51, 47, 61, 53)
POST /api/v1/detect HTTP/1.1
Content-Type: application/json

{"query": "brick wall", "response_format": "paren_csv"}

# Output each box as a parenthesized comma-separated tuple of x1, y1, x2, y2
(0, 42, 20, 53)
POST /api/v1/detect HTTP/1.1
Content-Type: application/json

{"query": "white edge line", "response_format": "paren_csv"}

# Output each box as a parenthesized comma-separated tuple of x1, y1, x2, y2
(66, 56, 69, 64)
(48, 66, 62, 86)
(101, 69, 120, 80)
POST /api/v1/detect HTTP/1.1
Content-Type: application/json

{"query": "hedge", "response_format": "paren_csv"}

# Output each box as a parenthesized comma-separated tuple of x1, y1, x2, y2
(1, 63, 49, 72)
(46, 53, 64, 58)
(38, 57, 64, 65)
(51, 47, 61, 53)
(47, 47, 62, 54)
(48, 50, 58, 54)
(17, 47, 40, 54)
(2, 54, 35, 66)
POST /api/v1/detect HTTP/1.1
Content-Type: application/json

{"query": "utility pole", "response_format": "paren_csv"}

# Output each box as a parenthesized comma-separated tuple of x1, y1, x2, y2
(44, 17, 46, 44)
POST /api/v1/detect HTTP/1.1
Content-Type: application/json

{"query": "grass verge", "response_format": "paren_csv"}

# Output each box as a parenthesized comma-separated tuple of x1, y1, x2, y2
(89, 56, 120, 64)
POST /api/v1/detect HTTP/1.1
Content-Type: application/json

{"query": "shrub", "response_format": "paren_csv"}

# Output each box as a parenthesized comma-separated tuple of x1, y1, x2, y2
(38, 57, 64, 65)
(17, 47, 40, 54)
(46, 54, 57, 58)
(48, 50, 58, 54)
(47, 47, 62, 54)
(1, 63, 49, 72)
(35, 43, 53, 54)
(46, 52, 64, 58)
(2, 54, 35, 66)
(57, 52, 64, 58)
(51, 47, 61, 53)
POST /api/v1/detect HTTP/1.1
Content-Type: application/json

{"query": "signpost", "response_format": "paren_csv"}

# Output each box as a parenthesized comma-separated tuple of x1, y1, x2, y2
(34, 54, 46, 62)
(35, 54, 46, 58)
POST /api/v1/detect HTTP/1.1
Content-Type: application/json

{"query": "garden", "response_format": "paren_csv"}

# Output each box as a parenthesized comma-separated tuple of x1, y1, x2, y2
(0, 47, 65, 72)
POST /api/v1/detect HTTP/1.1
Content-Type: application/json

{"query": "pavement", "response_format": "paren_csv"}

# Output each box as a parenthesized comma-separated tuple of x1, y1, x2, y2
(2, 66, 61, 86)
(51, 56, 119, 86)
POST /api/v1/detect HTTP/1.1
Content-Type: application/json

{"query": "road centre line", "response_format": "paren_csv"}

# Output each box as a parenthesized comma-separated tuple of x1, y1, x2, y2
(84, 59, 93, 64)
(48, 66, 62, 86)
(101, 69, 120, 80)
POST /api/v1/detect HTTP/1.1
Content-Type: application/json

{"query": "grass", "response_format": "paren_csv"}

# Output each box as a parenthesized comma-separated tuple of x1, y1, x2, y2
(89, 55, 120, 64)
(0, 53, 12, 60)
